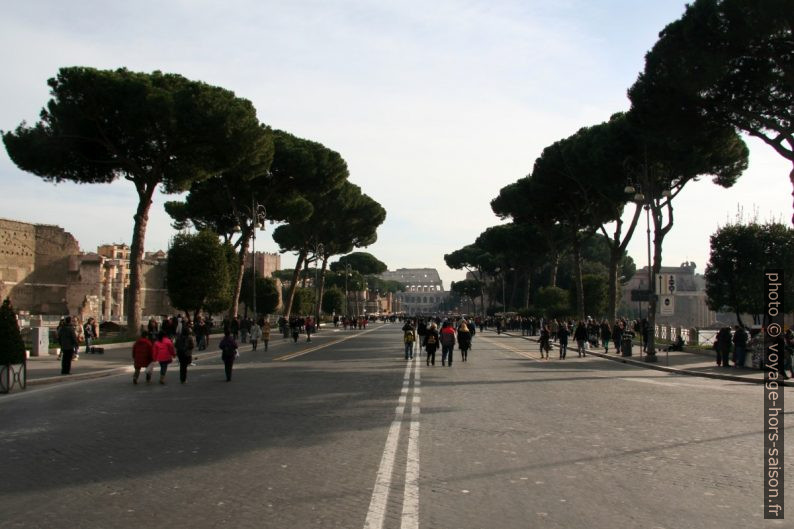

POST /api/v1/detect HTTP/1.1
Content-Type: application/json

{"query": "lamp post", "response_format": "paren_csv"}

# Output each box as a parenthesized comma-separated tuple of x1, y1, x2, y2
(343, 263, 351, 317)
(624, 179, 671, 362)
(250, 197, 267, 322)
(314, 243, 324, 325)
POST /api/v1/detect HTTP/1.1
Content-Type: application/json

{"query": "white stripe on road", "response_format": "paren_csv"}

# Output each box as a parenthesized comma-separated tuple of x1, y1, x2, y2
(364, 358, 414, 529)
(401, 359, 420, 529)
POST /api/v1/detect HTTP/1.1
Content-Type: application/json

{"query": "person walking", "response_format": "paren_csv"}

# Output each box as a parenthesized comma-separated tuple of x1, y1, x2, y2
(219, 329, 239, 382)
(175, 325, 196, 384)
(732, 325, 748, 368)
(305, 316, 316, 342)
(557, 322, 569, 360)
(57, 316, 79, 375)
(131, 330, 154, 384)
(152, 331, 176, 384)
(250, 320, 262, 351)
(574, 321, 588, 358)
(402, 320, 416, 360)
(539, 324, 551, 359)
(612, 320, 624, 354)
(457, 321, 472, 362)
(600, 320, 611, 353)
(440, 321, 456, 367)
(261, 319, 271, 351)
(424, 323, 439, 366)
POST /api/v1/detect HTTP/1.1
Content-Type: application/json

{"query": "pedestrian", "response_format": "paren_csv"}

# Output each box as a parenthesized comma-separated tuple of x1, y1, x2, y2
(57, 316, 79, 375)
(262, 319, 271, 351)
(732, 325, 748, 367)
(557, 322, 569, 360)
(147, 317, 159, 341)
(83, 317, 97, 354)
(305, 316, 315, 342)
(612, 320, 624, 354)
(175, 325, 196, 384)
(219, 329, 238, 382)
(290, 318, 300, 343)
(440, 321, 456, 367)
(600, 320, 611, 353)
(132, 330, 154, 384)
(424, 323, 439, 366)
(152, 330, 176, 384)
(402, 320, 416, 360)
(539, 324, 551, 359)
(457, 321, 472, 362)
(250, 320, 262, 351)
(574, 321, 588, 357)
(715, 326, 732, 367)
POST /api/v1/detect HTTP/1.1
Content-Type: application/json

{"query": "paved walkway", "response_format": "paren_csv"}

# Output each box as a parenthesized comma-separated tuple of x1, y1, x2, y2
(491, 329, 791, 386)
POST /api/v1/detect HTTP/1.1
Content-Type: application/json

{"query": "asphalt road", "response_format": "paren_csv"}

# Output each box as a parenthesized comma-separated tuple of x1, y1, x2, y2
(1, 322, 791, 529)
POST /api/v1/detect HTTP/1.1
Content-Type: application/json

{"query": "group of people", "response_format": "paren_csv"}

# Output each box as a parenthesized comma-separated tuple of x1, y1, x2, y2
(401, 317, 475, 366)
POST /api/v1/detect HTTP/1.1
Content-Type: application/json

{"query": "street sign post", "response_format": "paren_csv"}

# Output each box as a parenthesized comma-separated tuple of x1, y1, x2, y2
(659, 295, 675, 316)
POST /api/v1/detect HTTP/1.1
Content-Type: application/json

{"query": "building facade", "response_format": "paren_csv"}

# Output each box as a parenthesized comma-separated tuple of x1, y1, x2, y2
(621, 262, 716, 328)
(244, 251, 281, 278)
(380, 268, 449, 314)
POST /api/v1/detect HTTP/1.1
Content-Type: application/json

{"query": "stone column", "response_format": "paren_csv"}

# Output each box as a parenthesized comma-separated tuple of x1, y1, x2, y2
(104, 264, 115, 321)
(117, 263, 125, 322)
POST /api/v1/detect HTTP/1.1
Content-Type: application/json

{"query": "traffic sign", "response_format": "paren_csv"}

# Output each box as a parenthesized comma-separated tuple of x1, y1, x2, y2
(659, 295, 675, 315)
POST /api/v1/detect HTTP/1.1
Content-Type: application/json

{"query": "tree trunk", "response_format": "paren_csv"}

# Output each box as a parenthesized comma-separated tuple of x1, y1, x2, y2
(524, 269, 531, 310)
(549, 253, 559, 287)
(572, 237, 585, 321)
(283, 250, 306, 320)
(230, 227, 252, 319)
(790, 165, 794, 226)
(317, 256, 328, 323)
(509, 271, 517, 310)
(301, 257, 311, 288)
(607, 250, 620, 323)
(126, 183, 156, 336)
(647, 212, 664, 360)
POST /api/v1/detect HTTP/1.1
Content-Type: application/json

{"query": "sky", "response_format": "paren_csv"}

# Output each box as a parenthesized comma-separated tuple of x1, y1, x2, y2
(0, 0, 790, 288)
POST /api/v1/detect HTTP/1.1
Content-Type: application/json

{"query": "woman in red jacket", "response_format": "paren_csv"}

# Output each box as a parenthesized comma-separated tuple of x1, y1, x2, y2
(131, 330, 154, 384)
(152, 331, 176, 384)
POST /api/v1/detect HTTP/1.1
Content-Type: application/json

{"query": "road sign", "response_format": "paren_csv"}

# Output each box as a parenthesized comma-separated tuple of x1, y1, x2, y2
(656, 273, 677, 295)
(659, 295, 675, 315)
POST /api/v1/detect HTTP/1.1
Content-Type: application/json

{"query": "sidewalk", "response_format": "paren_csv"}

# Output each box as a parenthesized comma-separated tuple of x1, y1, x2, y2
(491, 330, 791, 386)
(23, 335, 224, 387)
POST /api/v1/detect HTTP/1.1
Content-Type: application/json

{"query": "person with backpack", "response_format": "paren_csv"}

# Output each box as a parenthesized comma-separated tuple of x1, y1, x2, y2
(440, 321, 456, 367)
(219, 329, 239, 382)
(424, 323, 439, 366)
(402, 320, 416, 360)
(175, 325, 196, 384)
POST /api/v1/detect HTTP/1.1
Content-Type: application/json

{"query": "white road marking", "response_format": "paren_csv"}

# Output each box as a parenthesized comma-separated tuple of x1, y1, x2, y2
(364, 358, 414, 529)
(401, 359, 420, 529)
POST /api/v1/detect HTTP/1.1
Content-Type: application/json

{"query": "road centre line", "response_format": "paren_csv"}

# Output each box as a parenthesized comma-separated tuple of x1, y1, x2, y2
(273, 325, 379, 361)
(401, 359, 420, 529)
(363, 358, 415, 529)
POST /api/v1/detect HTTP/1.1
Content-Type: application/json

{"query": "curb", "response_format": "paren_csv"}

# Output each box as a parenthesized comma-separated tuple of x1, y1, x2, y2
(490, 330, 789, 387)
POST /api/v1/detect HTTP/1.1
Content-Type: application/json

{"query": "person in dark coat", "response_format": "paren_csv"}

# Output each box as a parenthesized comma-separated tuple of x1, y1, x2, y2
(732, 325, 748, 367)
(57, 317, 79, 375)
(457, 322, 472, 362)
(574, 321, 588, 357)
(219, 329, 238, 382)
(715, 326, 732, 367)
(424, 323, 439, 366)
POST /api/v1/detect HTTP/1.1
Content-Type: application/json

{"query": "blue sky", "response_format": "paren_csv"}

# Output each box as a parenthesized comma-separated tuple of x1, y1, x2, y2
(1, 1, 790, 286)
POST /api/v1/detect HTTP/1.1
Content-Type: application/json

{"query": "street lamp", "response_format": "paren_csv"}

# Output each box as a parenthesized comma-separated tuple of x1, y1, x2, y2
(251, 197, 267, 321)
(314, 243, 324, 325)
(625, 179, 672, 362)
(344, 263, 352, 316)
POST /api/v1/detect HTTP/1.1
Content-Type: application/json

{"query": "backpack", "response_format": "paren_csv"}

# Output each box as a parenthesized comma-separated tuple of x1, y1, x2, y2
(426, 334, 436, 345)
(404, 331, 415, 343)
